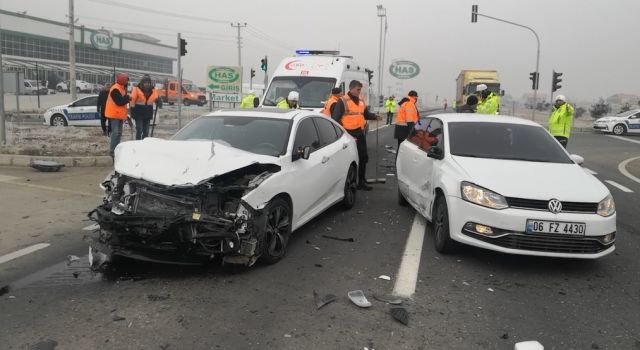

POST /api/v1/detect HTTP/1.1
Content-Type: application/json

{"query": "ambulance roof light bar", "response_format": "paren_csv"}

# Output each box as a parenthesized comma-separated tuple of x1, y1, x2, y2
(295, 49, 341, 56)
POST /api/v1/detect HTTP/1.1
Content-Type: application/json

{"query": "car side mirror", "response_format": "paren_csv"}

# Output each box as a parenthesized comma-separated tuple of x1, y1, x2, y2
(427, 146, 444, 160)
(569, 154, 584, 166)
(293, 146, 311, 161)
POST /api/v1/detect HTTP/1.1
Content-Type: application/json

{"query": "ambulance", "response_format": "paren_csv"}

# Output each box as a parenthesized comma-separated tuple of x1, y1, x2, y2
(261, 50, 375, 112)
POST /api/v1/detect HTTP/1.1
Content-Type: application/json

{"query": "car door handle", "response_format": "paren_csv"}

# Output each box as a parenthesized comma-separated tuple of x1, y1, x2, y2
(322, 156, 330, 164)
(342, 142, 349, 150)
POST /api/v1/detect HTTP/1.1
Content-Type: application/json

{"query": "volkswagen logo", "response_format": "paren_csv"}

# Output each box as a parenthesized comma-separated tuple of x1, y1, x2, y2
(548, 199, 563, 214)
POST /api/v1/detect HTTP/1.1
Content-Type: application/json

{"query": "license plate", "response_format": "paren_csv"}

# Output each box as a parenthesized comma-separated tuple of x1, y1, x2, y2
(526, 220, 586, 235)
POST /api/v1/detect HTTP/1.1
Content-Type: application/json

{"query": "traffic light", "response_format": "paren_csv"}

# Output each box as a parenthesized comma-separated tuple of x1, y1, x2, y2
(529, 72, 539, 90)
(471, 4, 478, 23)
(250, 68, 256, 79)
(180, 38, 187, 56)
(552, 71, 563, 92)
(260, 56, 268, 72)
(365, 69, 373, 85)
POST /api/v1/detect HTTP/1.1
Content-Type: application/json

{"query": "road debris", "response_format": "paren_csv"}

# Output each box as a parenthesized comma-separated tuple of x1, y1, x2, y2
(390, 306, 409, 325)
(377, 275, 391, 281)
(385, 149, 397, 155)
(30, 340, 58, 350)
(487, 288, 495, 292)
(321, 235, 355, 242)
(313, 290, 337, 310)
(147, 293, 171, 301)
(314, 264, 323, 268)
(31, 160, 64, 172)
(348, 290, 372, 308)
(0, 285, 10, 296)
(66, 255, 80, 265)
(284, 334, 292, 338)
(112, 315, 126, 322)
(72, 271, 80, 279)
(373, 294, 403, 305)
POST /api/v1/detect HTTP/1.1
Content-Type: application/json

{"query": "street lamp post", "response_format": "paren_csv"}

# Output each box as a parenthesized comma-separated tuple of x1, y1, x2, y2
(376, 5, 386, 108)
(471, 5, 540, 119)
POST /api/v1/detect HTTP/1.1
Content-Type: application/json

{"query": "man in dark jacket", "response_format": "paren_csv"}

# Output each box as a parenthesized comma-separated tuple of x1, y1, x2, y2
(129, 75, 162, 140)
(456, 95, 478, 113)
(97, 83, 112, 135)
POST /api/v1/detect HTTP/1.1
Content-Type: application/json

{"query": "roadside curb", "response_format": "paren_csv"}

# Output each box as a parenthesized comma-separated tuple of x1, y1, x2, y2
(0, 154, 112, 167)
(624, 158, 640, 180)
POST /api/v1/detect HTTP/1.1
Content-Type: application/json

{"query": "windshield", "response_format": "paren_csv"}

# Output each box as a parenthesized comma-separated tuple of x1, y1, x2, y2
(183, 83, 197, 92)
(263, 76, 336, 108)
(172, 115, 292, 157)
(449, 122, 572, 163)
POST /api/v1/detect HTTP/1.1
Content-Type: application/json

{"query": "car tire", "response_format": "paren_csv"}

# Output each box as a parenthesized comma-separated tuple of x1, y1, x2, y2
(183, 100, 191, 107)
(260, 197, 292, 264)
(56, 86, 63, 92)
(398, 187, 408, 206)
(50, 114, 68, 127)
(432, 195, 457, 254)
(613, 124, 627, 136)
(341, 165, 357, 210)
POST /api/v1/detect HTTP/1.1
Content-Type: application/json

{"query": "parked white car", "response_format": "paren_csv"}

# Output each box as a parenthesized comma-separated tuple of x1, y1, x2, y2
(56, 80, 95, 93)
(23, 80, 48, 95)
(397, 114, 616, 259)
(43, 95, 100, 126)
(593, 109, 640, 135)
(88, 109, 359, 267)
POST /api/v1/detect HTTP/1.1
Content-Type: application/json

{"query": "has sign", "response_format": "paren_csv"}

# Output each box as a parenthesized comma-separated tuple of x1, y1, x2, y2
(389, 60, 420, 79)
(90, 30, 113, 51)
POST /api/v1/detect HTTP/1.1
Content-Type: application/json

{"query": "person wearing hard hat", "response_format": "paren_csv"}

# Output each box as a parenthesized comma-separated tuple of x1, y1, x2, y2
(548, 95, 574, 148)
(105, 73, 131, 157)
(241, 89, 258, 109)
(277, 91, 300, 109)
(475, 84, 500, 115)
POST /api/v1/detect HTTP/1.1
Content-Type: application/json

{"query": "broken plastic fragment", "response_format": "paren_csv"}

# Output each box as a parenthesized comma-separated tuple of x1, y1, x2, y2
(514, 341, 544, 350)
(348, 290, 371, 308)
(31, 160, 64, 172)
(373, 294, 402, 305)
(378, 275, 391, 281)
(390, 306, 409, 325)
(67, 255, 80, 265)
(112, 315, 126, 322)
(321, 235, 355, 242)
(313, 290, 337, 310)
(487, 288, 495, 292)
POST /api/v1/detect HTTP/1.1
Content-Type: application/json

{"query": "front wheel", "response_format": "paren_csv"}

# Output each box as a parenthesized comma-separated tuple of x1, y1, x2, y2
(261, 197, 292, 264)
(613, 124, 627, 136)
(341, 165, 357, 209)
(50, 114, 68, 127)
(432, 195, 457, 254)
(183, 99, 191, 106)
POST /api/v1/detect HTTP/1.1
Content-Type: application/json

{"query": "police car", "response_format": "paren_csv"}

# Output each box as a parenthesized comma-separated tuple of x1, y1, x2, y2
(592, 109, 640, 135)
(43, 95, 101, 126)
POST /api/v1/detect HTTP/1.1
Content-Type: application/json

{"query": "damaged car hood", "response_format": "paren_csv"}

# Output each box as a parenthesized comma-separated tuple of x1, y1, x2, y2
(114, 138, 281, 186)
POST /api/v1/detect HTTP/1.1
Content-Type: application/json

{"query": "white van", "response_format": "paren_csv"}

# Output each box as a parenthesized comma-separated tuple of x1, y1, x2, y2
(261, 50, 375, 112)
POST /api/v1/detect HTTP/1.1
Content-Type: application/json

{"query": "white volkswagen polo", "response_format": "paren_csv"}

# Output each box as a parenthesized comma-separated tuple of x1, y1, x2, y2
(397, 114, 616, 259)
(88, 109, 359, 267)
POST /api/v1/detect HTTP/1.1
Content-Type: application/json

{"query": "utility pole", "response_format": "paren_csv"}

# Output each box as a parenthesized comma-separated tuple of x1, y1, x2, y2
(376, 5, 386, 111)
(0, 27, 6, 144)
(231, 23, 247, 68)
(68, 0, 77, 100)
(177, 33, 182, 129)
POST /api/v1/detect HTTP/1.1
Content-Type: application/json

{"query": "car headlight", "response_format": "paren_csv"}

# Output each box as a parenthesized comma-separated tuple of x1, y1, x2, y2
(461, 181, 508, 210)
(597, 194, 615, 217)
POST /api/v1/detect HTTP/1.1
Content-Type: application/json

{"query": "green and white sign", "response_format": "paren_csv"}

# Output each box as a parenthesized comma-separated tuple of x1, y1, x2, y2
(389, 60, 420, 79)
(207, 66, 242, 103)
(90, 30, 113, 51)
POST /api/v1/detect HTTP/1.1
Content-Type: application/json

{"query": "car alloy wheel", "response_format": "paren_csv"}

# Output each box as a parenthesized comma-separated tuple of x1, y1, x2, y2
(613, 124, 626, 135)
(50, 114, 68, 127)
(433, 195, 456, 254)
(261, 197, 292, 264)
(342, 165, 357, 209)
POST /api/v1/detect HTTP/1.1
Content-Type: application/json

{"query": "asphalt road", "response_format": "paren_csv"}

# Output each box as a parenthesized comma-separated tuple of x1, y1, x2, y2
(0, 119, 639, 349)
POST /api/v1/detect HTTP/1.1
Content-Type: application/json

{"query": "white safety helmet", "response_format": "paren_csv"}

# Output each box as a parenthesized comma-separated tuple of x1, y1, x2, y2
(555, 95, 566, 102)
(288, 91, 299, 101)
(476, 84, 487, 92)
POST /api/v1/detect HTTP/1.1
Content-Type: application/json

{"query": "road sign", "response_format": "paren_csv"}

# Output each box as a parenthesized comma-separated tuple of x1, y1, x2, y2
(389, 60, 420, 79)
(211, 93, 241, 103)
(207, 66, 242, 96)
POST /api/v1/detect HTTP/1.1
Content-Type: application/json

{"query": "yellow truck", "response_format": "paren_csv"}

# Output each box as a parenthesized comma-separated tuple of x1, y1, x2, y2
(455, 70, 500, 107)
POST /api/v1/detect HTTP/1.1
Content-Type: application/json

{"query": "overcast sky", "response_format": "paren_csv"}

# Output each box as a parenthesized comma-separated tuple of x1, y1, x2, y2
(2, 0, 639, 103)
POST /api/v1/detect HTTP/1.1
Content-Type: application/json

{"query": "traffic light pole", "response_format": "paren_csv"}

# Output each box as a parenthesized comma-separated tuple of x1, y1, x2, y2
(177, 33, 182, 129)
(472, 8, 539, 119)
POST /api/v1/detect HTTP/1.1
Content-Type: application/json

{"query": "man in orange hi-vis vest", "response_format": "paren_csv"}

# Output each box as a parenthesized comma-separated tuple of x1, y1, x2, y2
(321, 87, 343, 116)
(332, 80, 380, 191)
(105, 73, 131, 157)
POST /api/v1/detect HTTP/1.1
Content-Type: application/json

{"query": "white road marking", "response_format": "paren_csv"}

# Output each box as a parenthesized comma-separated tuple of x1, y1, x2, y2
(604, 180, 634, 193)
(392, 213, 426, 299)
(607, 135, 640, 145)
(0, 177, 101, 198)
(0, 175, 20, 182)
(371, 124, 389, 132)
(0, 243, 51, 265)
(82, 223, 100, 231)
(618, 156, 640, 185)
(583, 168, 598, 175)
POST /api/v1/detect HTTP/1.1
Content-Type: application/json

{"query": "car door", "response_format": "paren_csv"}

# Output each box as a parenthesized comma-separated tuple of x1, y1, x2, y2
(313, 117, 347, 204)
(627, 112, 640, 133)
(288, 117, 334, 225)
(66, 96, 99, 126)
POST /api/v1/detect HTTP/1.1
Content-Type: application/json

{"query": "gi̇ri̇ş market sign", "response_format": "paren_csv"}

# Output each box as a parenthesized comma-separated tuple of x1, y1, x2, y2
(389, 60, 420, 79)
(90, 30, 113, 51)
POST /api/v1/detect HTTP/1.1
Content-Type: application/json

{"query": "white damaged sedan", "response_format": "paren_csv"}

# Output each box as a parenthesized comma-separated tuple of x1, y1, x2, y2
(397, 114, 616, 259)
(89, 109, 359, 267)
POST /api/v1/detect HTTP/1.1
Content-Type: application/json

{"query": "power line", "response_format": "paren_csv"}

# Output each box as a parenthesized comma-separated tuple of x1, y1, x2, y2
(86, 0, 231, 24)
(79, 20, 236, 44)
(246, 25, 293, 51)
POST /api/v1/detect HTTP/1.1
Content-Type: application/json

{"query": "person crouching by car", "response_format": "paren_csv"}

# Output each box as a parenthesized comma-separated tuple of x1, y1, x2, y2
(130, 75, 162, 140)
